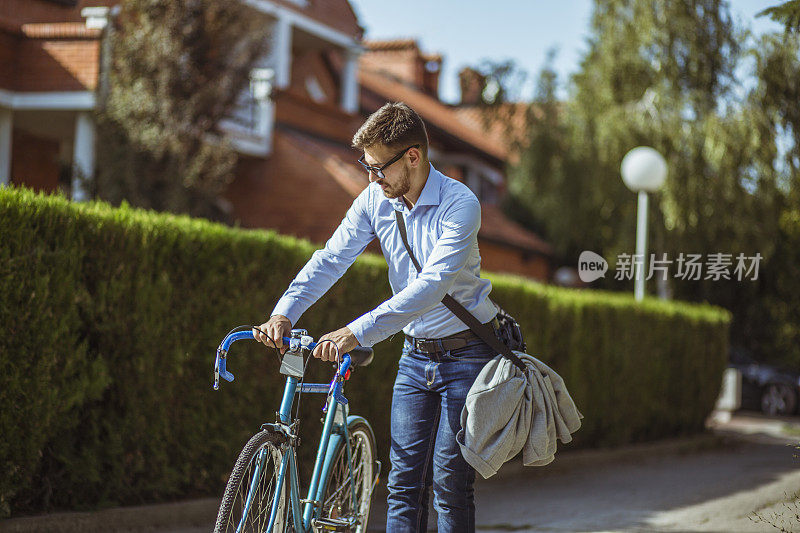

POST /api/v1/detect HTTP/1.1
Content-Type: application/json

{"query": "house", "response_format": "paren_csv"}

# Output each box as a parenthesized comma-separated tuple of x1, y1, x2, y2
(0, 0, 552, 280)
(0, 0, 112, 198)
(358, 39, 552, 279)
(0, 0, 365, 219)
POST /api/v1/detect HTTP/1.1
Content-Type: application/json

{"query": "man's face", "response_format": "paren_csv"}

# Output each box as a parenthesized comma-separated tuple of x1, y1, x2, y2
(362, 144, 412, 199)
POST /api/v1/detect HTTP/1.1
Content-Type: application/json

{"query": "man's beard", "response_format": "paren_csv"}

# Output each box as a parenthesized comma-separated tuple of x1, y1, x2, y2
(382, 165, 411, 199)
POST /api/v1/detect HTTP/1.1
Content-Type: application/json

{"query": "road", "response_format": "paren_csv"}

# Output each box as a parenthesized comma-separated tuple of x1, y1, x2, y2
(2, 411, 799, 532)
(367, 411, 800, 532)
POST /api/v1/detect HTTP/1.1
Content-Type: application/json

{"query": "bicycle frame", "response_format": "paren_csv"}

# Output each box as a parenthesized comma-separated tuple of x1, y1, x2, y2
(215, 329, 367, 532)
(265, 374, 355, 532)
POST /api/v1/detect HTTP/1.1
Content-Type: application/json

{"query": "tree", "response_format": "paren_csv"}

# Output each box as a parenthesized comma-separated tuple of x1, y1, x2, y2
(747, 31, 800, 365)
(94, 0, 271, 219)
(483, 0, 800, 364)
(759, 0, 800, 32)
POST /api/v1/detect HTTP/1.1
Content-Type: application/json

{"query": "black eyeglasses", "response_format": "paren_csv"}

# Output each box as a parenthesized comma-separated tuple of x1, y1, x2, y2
(357, 144, 420, 180)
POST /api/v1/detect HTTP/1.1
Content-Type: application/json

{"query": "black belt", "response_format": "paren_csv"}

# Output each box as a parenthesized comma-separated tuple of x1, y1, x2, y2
(405, 317, 500, 355)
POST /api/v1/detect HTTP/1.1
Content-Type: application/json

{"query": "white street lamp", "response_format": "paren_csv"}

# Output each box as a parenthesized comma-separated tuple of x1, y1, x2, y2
(620, 146, 667, 301)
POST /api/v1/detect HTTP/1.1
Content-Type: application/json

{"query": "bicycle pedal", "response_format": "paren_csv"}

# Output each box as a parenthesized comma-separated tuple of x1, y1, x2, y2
(312, 516, 356, 531)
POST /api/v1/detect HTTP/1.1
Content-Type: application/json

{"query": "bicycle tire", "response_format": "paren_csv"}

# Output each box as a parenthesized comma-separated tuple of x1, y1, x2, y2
(318, 421, 378, 533)
(214, 428, 291, 533)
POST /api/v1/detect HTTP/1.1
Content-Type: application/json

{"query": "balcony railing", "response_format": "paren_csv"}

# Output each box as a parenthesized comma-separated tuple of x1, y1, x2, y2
(219, 68, 275, 157)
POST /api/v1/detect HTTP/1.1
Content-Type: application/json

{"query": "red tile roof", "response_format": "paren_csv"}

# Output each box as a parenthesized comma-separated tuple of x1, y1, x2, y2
(0, 0, 121, 28)
(450, 102, 540, 166)
(363, 38, 417, 51)
(359, 67, 508, 162)
(452, 103, 532, 144)
(281, 127, 368, 198)
(363, 39, 442, 62)
(228, 128, 365, 245)
(479, 204, 552, 255)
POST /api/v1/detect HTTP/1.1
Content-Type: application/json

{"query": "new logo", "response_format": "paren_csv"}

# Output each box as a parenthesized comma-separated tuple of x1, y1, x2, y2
(578, 251, 608, 283)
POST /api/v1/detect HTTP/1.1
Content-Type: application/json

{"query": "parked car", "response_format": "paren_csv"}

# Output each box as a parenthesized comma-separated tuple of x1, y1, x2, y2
(730, 347, 800, 416)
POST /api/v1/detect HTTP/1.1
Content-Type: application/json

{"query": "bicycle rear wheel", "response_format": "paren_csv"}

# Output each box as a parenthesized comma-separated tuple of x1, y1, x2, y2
(214, 428, 292, 533)
(319, 421, 377, 533)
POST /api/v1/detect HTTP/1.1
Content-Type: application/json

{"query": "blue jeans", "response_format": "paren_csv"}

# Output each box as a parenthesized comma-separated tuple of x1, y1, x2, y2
(386, 336, 496, 533)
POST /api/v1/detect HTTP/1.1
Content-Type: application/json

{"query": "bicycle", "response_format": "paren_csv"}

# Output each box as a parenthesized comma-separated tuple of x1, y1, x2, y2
(212, 326, 381, 532)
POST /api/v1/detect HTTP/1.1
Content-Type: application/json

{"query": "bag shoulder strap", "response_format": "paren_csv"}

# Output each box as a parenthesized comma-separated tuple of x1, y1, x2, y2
(394, 209, 526, 372)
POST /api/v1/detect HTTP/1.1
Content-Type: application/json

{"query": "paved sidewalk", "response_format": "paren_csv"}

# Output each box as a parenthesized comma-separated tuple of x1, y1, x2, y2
(365, 412, 800, 532)
(467, 428, 800, 532)
(2, 411, 799, 532)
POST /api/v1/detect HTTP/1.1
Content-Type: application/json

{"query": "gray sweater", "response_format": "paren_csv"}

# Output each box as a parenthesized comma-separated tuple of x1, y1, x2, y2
(456, 351, 584, 478)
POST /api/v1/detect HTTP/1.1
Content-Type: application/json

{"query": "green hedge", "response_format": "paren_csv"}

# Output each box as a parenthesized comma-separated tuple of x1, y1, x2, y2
(0, 187, 730, 517)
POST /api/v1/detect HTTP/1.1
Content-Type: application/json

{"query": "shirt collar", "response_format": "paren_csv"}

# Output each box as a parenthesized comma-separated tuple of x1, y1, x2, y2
(416, 164, 441, 207)
(389, 163, 441, 212)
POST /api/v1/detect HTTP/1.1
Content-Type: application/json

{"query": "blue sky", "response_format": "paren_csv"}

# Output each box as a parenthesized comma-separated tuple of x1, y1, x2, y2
(348, 0, 786, 103)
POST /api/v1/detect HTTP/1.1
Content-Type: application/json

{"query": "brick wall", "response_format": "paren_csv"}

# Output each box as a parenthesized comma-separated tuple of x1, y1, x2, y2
(1, 0, 118, 25)
(0, 32, 18, 91)
(10, 129, 61, 193)
(274, 91, 361, 145)
(288, 49, 340, 106)
(14, 38, 99, 91)
(1, 0, 80, 25)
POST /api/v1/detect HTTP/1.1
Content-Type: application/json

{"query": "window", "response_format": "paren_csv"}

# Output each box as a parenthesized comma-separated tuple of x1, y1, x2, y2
(227, 69, 273, 133)
(219, 68, 275, 156)
(305, 75, 327, 103)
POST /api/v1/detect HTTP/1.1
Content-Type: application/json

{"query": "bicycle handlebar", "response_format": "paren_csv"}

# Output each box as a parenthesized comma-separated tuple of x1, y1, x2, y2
(213, 329, 373, 395)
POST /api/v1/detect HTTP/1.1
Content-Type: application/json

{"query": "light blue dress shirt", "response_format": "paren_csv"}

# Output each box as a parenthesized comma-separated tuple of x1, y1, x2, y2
(271, 163, 497, 347)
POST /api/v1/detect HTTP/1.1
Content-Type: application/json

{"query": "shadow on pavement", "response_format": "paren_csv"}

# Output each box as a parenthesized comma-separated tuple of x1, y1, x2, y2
(367, 411, 800, 532)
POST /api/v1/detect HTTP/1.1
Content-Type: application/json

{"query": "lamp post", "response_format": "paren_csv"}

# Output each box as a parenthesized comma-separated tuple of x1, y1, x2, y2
(621, 147, 667, 301)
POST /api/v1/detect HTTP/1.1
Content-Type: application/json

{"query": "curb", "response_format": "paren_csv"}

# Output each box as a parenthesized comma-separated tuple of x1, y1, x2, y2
(0, 498, 219, 533)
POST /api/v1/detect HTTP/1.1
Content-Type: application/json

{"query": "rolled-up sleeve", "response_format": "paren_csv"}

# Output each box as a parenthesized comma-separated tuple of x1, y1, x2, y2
(347, 197, 481, 347)
(271, 187, 375, 326)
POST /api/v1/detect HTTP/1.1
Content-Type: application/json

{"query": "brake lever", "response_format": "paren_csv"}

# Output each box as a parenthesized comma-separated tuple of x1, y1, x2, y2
(213, 347, 235, 390)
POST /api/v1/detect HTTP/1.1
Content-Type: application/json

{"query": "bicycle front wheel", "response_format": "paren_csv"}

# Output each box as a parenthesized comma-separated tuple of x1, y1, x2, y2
(214, 428, 291, 533)
(319, 421, 377, 533)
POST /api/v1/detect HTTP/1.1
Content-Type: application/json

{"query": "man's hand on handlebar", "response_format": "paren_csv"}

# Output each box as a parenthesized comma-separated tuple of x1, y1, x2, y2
(254, 315, 292, 354)
(314, 327, 359, 362)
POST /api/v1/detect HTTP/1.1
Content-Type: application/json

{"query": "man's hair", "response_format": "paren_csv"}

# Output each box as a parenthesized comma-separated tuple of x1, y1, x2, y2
(352, 102, 429, 158)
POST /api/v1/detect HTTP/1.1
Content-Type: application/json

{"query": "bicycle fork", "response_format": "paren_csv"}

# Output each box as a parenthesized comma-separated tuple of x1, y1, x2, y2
(237, 448, 269, 530)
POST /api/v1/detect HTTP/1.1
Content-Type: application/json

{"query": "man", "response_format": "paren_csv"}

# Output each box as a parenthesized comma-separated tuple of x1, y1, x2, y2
(255, 102, 499, 533)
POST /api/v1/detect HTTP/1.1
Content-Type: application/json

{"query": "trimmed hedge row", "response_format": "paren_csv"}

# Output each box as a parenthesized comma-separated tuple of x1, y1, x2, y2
(0, 187, 730, 517)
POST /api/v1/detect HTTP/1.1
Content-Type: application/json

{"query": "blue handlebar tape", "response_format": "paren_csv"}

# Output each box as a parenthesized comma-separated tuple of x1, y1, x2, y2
(221, 330, 256, 351)
(217, 353, 235, 383)
(214, 330, 352, 386)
